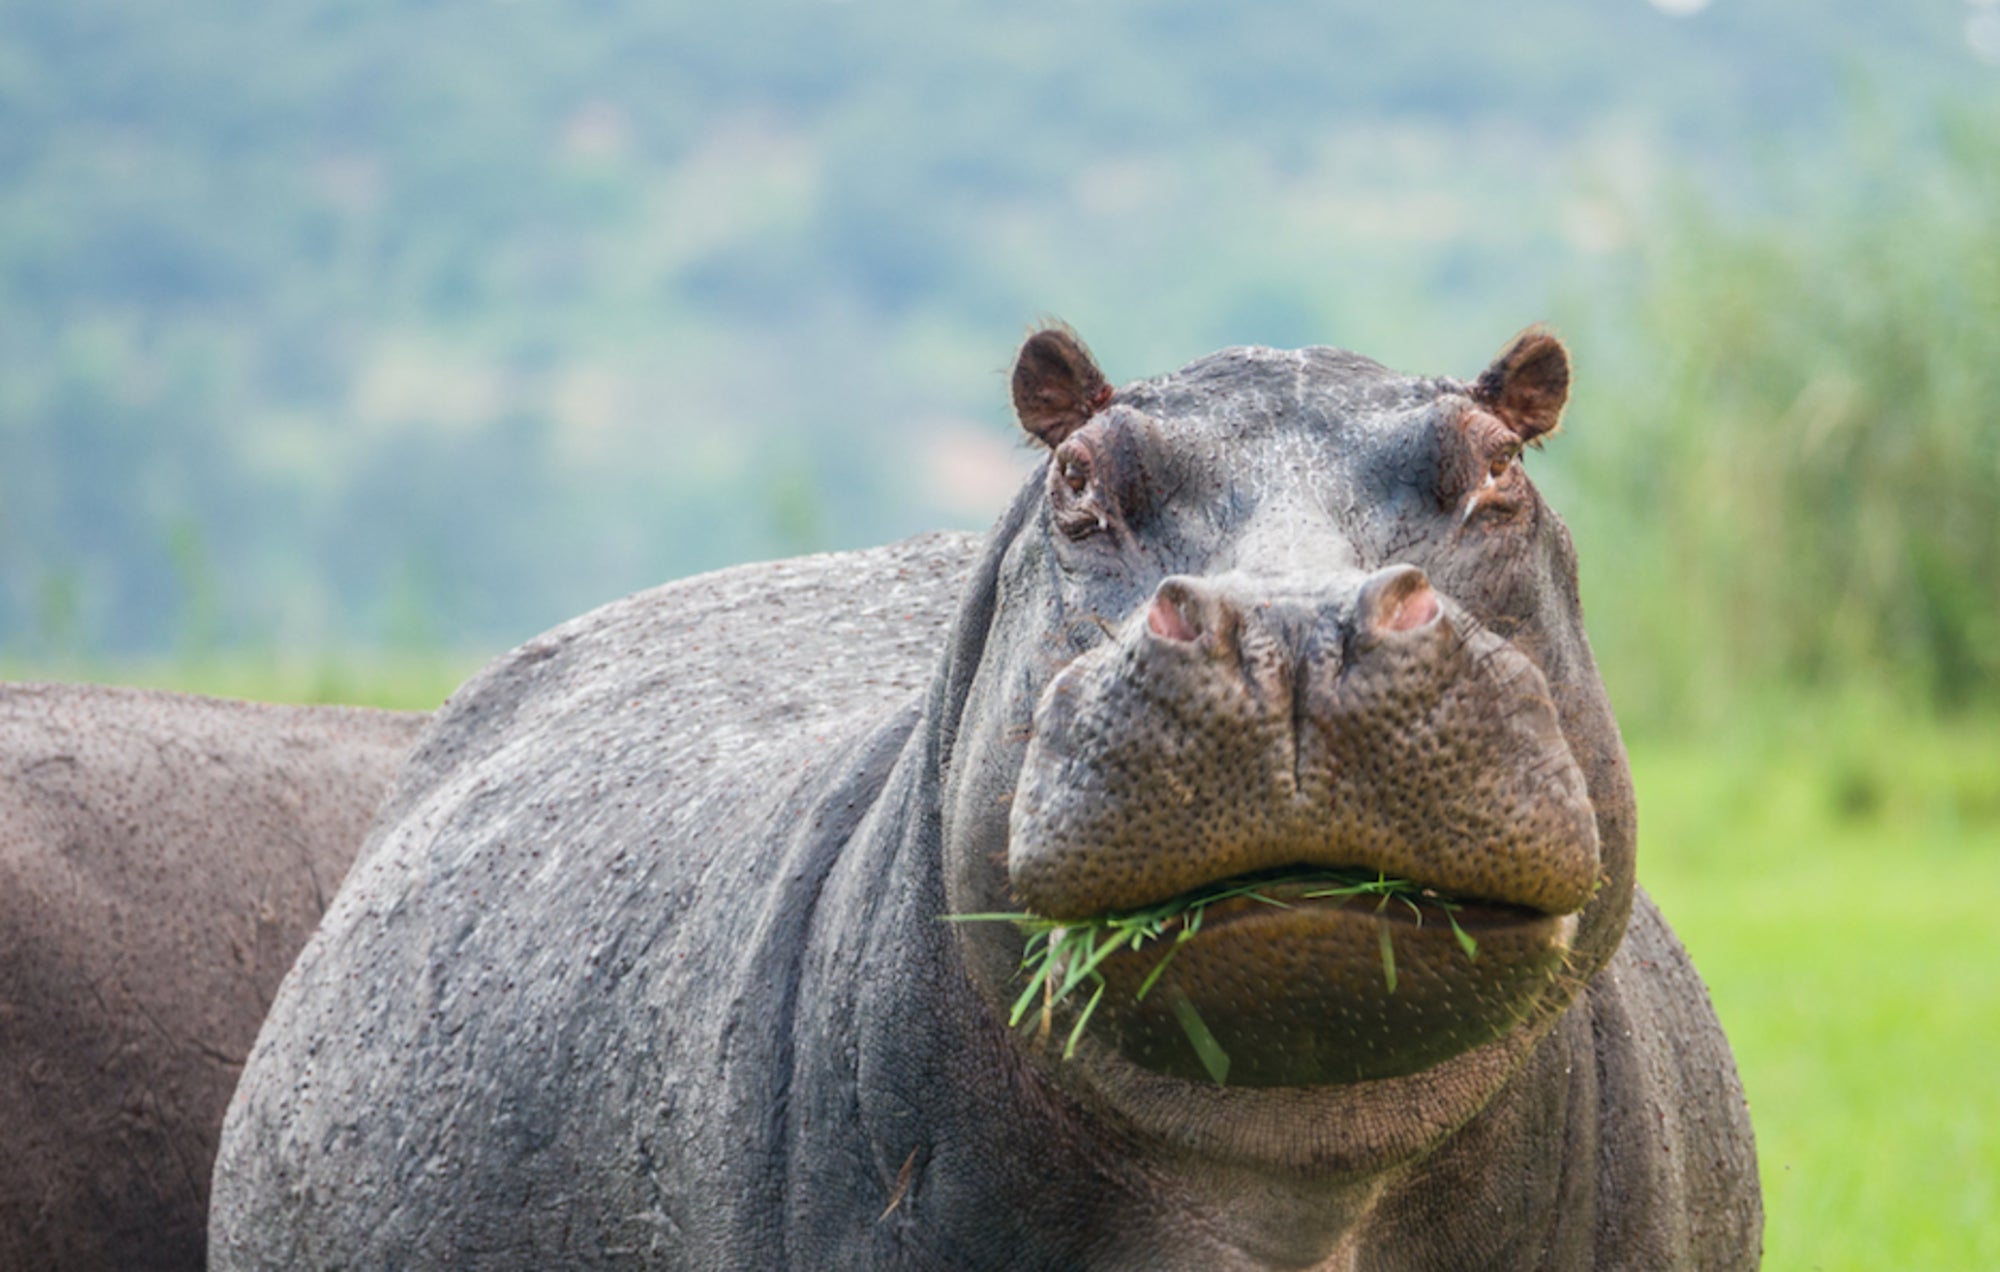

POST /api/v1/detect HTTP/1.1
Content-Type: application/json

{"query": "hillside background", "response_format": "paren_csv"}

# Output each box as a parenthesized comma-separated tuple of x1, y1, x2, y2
(4, 2, 1997, 1266)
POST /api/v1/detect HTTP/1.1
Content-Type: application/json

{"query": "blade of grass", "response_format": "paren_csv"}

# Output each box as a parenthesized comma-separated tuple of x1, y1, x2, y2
(1134, 922, 1201, 1002)
(1063, 979, 1109, 1059)
(1056, 925, 1141, 999)
(1169, 988, 1231, 1085)
(1448, 910, 1478, 960)
(1009, 960, 1049, 1028)
(1378, 921, 1397, 993)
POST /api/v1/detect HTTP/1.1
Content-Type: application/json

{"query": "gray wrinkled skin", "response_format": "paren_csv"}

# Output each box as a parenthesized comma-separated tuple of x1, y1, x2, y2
(0, 684, 426, 1271)
(213, 342, 1761, 1270)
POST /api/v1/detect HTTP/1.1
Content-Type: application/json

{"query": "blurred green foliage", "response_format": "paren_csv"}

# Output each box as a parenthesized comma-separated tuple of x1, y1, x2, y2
(2, 0, 1994, 713)
(1560, 105, 2000, 727)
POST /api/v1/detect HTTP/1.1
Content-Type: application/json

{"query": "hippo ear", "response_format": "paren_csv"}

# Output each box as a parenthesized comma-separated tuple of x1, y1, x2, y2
(1012, 324, 1113, 447)
(1472, 327, 1570, 444)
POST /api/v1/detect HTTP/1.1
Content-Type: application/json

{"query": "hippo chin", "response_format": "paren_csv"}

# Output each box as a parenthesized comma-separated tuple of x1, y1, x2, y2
(213, 328, 1761, 1269)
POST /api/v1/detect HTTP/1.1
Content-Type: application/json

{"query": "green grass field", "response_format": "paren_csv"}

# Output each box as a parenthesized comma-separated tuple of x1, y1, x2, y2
(0, 654, 479, 715)
(1634, 704, 2000, 1270)
(10, 659, 1994, 1266)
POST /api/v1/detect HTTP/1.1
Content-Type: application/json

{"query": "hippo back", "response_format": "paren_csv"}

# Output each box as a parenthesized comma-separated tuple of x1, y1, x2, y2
(0, 684, 426, 1272)
(211, 531, 980, 1267)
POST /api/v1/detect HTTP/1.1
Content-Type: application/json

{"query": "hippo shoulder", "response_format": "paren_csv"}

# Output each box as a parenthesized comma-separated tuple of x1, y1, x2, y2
(211, 532, 981, 1268)
(0, 684, 425, 1272)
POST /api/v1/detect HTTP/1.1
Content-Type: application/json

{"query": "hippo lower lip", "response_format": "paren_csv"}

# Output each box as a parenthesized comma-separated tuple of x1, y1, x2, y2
(1054, 863, 1579, 1087)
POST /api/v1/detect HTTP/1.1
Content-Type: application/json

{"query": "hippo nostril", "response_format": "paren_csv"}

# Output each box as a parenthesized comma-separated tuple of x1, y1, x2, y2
(1358, 567, 1441, 639)
(1147, 582, 1200, 643)
(1382, 581, 1438, 634)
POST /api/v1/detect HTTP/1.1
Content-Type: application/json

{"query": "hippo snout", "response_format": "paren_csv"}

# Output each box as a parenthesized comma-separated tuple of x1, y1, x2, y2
(1008, 568, 1600, 1080)
(1003, 566, 1601, 1084)
(1009, 566, 1601, 923)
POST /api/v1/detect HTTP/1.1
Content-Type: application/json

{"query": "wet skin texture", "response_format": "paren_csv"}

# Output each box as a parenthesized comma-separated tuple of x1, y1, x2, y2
(212, 331, 1761, 1269)
(0, 684, 426, 1271)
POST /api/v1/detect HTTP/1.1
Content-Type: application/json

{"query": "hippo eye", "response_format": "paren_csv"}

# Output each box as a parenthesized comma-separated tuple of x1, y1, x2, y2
(1051, 440, 1116, 539)
(1061, 455, 1090, 494)
(1447, 413, 1533, 528)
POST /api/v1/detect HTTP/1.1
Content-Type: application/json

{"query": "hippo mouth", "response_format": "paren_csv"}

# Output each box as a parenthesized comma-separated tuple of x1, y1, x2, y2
(998, 859, 1579, 1089)
(1131, 863, 1552, 936)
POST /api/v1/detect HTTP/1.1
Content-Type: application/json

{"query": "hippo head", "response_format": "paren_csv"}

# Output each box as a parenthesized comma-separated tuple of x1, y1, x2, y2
(942, 325, 1634, 1172)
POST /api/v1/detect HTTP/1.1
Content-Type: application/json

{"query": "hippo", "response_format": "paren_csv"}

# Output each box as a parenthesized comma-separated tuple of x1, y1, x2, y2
(211, 327, 1761, 1269)
(0, 683, 427, 1271)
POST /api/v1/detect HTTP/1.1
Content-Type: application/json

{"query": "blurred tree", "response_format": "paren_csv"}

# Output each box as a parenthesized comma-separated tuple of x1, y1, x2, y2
(0, 0, 1990, 687)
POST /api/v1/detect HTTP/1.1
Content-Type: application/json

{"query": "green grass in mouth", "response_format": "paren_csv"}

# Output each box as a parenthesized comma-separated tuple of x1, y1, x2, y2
(949, 866, 1480, 1082)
